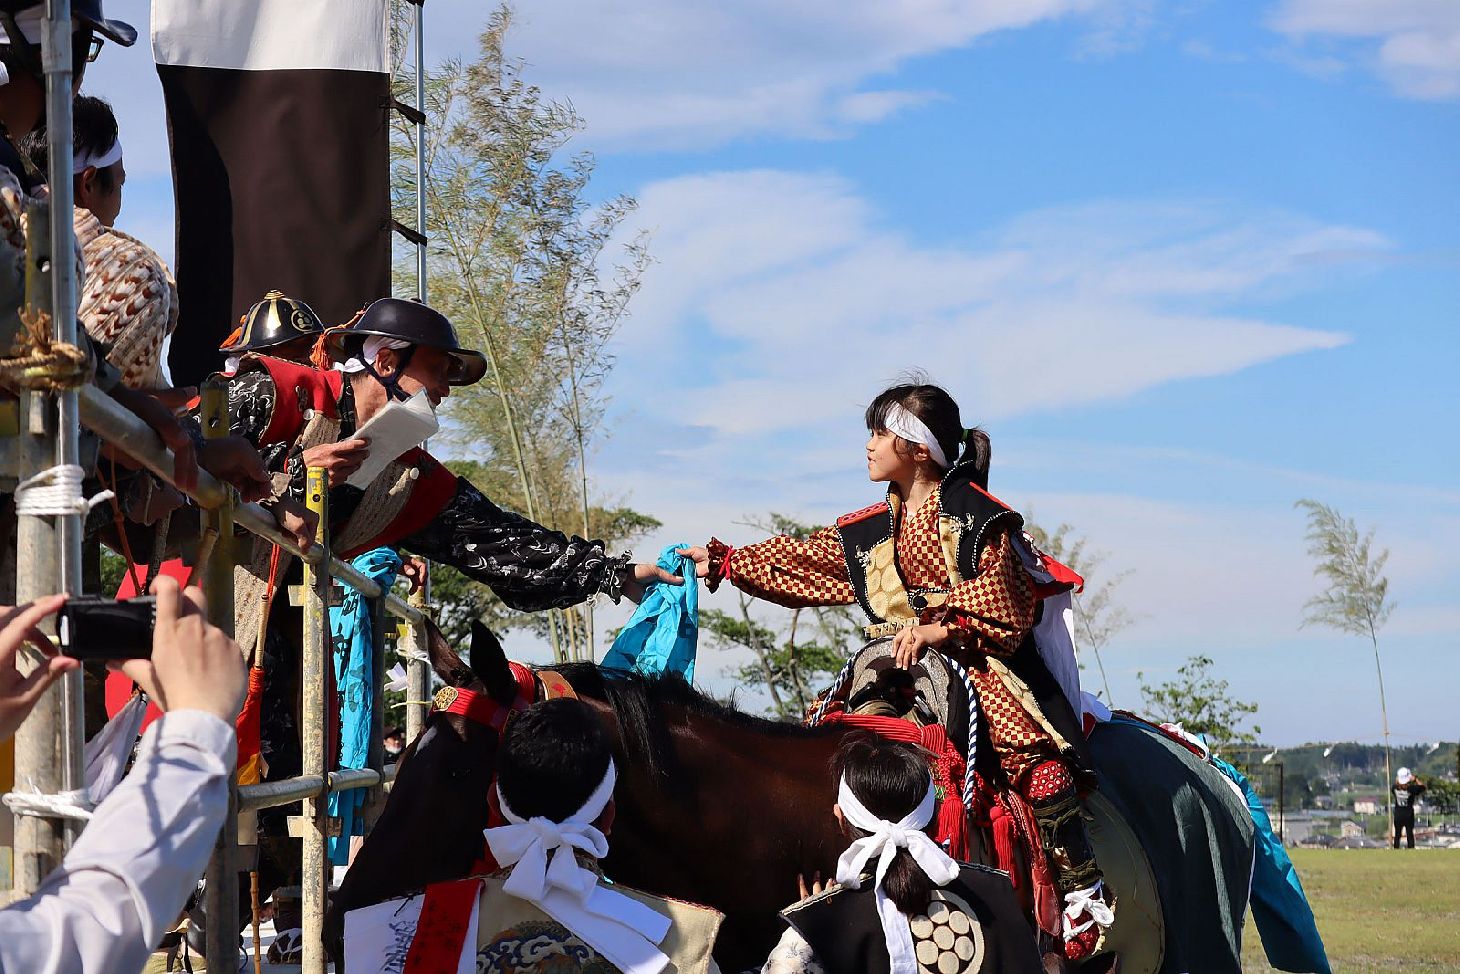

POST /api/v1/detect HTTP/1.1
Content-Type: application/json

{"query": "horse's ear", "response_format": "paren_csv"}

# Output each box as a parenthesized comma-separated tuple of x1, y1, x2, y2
(469, 619, 519, 706)
(423, 616, 475, 688)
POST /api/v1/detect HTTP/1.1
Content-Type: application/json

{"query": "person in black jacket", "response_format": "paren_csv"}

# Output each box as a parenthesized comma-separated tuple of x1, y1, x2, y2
(1392, 767, 1426, 848)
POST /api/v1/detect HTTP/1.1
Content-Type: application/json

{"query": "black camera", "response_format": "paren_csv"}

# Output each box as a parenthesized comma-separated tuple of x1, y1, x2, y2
(58, 595, 156, 660)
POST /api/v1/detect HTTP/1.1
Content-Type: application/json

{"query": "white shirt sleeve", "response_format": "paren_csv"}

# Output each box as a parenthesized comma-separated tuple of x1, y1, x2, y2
(0, 710, 236, 974)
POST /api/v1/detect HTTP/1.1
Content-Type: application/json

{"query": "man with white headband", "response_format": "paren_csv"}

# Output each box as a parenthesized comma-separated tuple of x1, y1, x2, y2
(24, 94, 178, 392)
(765, 737, 1038, 974)
(478, 698, 723, 971)
(0, 2, 259, 503)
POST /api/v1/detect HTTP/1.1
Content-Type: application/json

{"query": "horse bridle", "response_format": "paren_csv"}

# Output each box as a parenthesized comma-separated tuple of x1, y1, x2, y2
(430, 663, 578, 731)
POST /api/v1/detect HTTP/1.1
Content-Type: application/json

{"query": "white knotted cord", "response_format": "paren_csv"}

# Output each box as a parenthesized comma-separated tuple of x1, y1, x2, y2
(3, 783, 94, 822)
(15, 464, 114, 517)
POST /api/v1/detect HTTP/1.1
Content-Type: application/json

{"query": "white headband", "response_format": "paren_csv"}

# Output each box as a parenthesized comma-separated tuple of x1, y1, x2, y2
(333, 334, 410, 374)
(485, 760, 673, 974)
(74, 138, 123, 175)
(883, 403, 950, 469)
(835, 774, 960, 974)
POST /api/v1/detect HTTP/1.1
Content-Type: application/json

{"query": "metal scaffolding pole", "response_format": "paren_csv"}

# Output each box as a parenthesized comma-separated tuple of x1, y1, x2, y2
(298, 466, 330, 974)
(405, 0, 433, 742)
(12, 0, 84, 896)
(199, 380, 241, 968)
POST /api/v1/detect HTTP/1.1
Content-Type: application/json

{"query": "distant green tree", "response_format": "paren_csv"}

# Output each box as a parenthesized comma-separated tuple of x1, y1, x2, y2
(1296, 498, 1395, 832)
(1424, 778, 1459, 815)
(1138, 654, 1260, 754)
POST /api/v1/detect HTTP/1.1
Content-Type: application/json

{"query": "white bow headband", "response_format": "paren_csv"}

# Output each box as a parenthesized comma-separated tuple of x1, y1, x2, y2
(835, 774, 960, 974)
(485, 760, 673, 974)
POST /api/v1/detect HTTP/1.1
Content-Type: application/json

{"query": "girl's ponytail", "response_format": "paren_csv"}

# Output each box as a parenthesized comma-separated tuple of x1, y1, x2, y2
(961, 427, 991, 489)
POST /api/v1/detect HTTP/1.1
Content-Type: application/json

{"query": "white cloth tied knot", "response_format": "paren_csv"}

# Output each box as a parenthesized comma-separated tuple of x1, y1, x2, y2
(484, 760, 672, 974)
(1062, 881, 1114, 939)
(835, 774, 960, 974)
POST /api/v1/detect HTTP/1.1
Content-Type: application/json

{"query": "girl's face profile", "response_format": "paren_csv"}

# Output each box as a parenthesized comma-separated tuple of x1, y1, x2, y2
(865, 428, 917, 484)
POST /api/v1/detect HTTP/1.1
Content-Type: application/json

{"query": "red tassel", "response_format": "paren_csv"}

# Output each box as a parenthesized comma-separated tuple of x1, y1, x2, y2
(218, 320, 245, 350)
(989, 805, 1021, 887)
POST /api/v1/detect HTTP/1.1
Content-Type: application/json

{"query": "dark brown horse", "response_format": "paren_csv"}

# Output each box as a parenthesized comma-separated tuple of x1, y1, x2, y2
(330, 622, 1255, 972)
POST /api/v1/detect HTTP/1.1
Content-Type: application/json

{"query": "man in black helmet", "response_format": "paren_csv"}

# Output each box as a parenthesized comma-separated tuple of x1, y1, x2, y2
(207, 295, 699, 624)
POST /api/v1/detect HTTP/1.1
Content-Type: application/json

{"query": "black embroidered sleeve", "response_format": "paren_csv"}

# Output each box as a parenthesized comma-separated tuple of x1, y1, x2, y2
(397, 478, 629, 611)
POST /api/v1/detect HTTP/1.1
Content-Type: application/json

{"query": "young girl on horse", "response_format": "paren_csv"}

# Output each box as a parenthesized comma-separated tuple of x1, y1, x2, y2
(764, 735, 1039, 973)
(690, 378, 1113, 960)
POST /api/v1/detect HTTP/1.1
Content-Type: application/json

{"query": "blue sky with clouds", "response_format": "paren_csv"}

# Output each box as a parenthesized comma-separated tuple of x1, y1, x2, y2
(97, 1, 1456, 744)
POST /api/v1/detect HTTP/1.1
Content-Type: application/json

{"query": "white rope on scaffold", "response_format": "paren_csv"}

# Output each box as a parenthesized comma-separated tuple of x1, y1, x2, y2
(3, 784, 94, 822)
(8, 463, 112, 824)
(14, 463, 114, 517)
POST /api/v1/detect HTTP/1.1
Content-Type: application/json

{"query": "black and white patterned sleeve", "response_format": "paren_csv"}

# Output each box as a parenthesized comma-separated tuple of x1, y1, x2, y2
(398, 478, 631, 612)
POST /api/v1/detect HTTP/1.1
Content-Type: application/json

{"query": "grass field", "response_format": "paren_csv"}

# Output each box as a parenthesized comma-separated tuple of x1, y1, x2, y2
(1242, 848, 1460, 972)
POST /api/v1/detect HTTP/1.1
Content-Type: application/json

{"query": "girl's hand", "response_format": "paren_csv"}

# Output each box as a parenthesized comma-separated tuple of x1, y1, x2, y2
(892, 623, 950, 670)
(676, 546, 711, 579)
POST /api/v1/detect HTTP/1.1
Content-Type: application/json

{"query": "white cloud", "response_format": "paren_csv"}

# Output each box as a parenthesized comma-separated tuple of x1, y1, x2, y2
(611, 170, 1382, 435)
(491, 0, 1128, 148)
(1269, 0, 1460, 100)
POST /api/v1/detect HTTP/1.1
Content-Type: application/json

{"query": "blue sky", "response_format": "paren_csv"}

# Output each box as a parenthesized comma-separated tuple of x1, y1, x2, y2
(97, 1, 1457, 744)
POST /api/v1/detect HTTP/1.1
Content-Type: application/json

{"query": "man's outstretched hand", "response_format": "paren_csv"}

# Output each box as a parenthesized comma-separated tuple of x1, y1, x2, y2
(620, 547, 711, 604)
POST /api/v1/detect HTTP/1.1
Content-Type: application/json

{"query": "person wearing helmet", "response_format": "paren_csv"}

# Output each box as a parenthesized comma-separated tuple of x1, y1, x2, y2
(219, 289, 326, 373)
(203, 295, 701, 632)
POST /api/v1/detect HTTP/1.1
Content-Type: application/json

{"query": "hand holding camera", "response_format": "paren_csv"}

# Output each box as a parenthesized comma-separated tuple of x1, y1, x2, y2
(0, 577, 246, 743)
(115, 579, 246, 722)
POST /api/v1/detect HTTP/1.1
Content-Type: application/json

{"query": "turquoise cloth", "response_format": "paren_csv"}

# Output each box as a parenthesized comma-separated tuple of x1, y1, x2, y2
(327, 547, 401, 865)
(601, 543, 698, 681)
(1211, 756, 1331, 973)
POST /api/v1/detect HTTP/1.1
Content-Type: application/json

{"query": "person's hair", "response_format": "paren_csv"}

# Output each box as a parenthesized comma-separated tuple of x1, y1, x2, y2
(497, 698, 612, 823)
(864, 373, 990, 488)
(832, 733, 940, 917)
(22, 94, 119, 192)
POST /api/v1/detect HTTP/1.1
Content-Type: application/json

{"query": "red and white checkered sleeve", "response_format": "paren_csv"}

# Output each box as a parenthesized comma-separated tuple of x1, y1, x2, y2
(942, 530, 1037, 657)
(721, 525, 857, 609)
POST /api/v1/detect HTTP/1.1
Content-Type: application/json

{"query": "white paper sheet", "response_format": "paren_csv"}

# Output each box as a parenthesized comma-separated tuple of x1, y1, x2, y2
(343, 891, 479, 974)
(345, 389, 440, 490)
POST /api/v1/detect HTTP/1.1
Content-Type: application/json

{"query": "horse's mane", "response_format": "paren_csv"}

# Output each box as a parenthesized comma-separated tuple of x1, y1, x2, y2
(549, 663, 838, 781)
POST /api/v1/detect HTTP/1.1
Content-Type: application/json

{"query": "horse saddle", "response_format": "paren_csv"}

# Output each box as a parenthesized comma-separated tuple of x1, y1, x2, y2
(818, 637, 974, 761)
